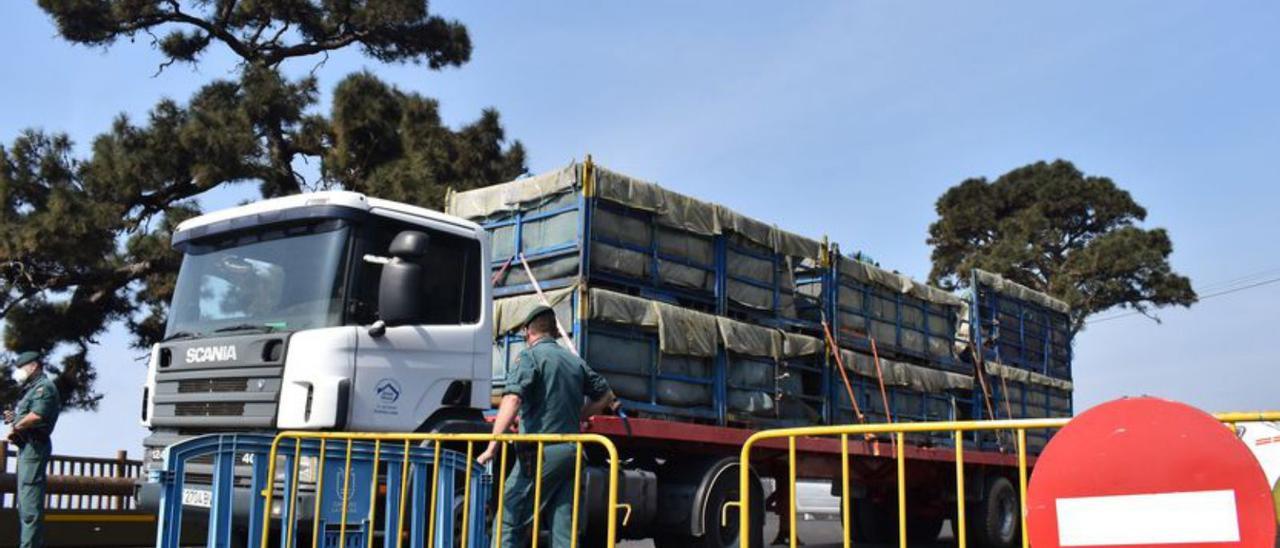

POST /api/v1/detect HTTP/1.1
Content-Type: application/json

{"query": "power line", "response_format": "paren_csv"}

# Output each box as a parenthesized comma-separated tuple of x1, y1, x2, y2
(1193, 266, 1280, 293)
(1087, 274, 1280, 325)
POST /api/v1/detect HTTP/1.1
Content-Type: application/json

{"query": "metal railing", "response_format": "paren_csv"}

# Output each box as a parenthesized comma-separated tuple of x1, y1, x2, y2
(0, 441, 140, 511)
(736, 411, 1280, 548)
(155, 431, 623, 548)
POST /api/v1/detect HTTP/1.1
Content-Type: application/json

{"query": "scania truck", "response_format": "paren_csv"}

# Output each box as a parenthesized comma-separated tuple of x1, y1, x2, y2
(137, 186, 1034, 548)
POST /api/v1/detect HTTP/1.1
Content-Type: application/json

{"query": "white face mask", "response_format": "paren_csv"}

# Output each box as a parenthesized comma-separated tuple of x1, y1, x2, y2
(12, 366, 31, 384)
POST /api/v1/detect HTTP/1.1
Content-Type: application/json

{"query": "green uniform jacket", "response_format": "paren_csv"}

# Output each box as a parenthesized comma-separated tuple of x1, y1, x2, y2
(498, 338, 610, 548)
(504, 338, 610, 434)
(14, 373, 60, 548)
(15, 373, 60, 438)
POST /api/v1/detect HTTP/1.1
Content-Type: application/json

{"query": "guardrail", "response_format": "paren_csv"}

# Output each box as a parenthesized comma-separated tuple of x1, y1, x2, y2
(737, 411, 1280, 548)
(0, 441, 140, 511)
(155, 432, 624, 548)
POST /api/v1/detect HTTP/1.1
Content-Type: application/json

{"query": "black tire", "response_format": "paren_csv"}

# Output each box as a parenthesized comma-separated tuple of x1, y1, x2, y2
(969, 476, 1020, 548)
(654, 466, 763, 548)
(850, 498, 894, 544)
(844, 495, 943, 545)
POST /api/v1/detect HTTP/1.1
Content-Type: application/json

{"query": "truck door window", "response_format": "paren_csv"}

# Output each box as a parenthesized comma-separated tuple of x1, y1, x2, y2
(352, 220, 482, 325)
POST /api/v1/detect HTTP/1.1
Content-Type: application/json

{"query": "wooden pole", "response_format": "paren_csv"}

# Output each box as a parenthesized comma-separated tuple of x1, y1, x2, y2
(115, 450, 128, 510)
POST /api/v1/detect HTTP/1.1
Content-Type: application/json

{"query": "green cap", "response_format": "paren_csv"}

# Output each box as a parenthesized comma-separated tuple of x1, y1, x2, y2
(514, 304, 555, 332)
(11, 351, 41, 368)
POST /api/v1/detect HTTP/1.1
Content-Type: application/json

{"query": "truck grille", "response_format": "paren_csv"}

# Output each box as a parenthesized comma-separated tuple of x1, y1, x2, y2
(178, 377, 249, 393)
(151, 335, 286, 429)
(176, 402, 246, 417)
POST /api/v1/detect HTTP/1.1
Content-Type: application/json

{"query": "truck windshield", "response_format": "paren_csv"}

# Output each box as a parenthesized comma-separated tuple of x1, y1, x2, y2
(165, 220, 351, 338)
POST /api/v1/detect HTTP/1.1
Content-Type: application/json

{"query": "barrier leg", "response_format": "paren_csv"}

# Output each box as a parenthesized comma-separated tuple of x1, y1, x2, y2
(209, 440, 236, 548)
(246, 447, 270, 548)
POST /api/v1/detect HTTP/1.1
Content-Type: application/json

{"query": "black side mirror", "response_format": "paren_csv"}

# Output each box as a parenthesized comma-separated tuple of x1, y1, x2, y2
(378, 230, 430, 327)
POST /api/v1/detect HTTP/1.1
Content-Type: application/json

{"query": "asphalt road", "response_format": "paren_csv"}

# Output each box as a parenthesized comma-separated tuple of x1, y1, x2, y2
(618, 517, 957, 548)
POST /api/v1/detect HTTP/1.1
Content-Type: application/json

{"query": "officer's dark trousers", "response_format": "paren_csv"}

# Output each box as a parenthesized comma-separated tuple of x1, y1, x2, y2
(16, 436, 50, 548)
(498, 443, 578, 548)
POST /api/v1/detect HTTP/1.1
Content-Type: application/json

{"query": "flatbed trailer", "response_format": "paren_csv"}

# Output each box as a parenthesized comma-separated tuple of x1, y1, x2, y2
(575, 415, 1033, 547)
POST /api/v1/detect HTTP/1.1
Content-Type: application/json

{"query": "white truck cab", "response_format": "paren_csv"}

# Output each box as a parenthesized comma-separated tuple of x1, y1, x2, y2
(139, 191, 493, 474)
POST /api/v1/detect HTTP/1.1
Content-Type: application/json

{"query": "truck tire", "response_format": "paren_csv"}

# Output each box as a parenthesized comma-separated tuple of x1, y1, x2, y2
(969, 476, 1019, 548)
(846, 497, 943, 544)
(653, 466, 763, 548)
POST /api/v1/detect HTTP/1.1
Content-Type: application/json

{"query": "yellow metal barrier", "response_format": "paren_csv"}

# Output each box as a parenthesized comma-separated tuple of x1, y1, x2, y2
(738, 411, 1280, 548)
(259, 431, 623, 548)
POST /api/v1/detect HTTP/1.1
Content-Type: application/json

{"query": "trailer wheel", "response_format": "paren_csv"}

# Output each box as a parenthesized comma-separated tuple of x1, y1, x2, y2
(845, 497, 943, 544)
(969, 476, 1019, 548)
(653, 466, 763, 548)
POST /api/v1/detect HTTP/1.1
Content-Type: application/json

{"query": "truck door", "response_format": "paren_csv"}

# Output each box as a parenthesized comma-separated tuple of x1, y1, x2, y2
(349, 214, 490, 432)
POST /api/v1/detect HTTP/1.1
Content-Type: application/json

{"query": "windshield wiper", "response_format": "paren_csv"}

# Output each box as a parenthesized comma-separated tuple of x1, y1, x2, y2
(213, 324, 278, 334)
(161, 331, 200, 342)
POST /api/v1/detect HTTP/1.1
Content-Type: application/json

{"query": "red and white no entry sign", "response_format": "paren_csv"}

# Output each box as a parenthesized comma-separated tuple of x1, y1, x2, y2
(1026, 397, 1276, 547)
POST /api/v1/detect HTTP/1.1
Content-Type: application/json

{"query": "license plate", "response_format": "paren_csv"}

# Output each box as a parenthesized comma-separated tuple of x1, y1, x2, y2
(182, 488, 212, 508)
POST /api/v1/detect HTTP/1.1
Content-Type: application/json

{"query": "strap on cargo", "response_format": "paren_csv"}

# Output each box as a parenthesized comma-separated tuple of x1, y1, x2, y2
(868, 338, 894, 424)
(518, 253, 580, 357)
(997, 364, 1015, 427)
(821, 316, 865, 425)
(491, 253, 516, 286)
(970, 350, 1009, 451)
(971, 350, 998, 423)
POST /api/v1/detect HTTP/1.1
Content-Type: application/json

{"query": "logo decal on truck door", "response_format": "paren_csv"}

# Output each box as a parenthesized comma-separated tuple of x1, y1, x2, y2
(374, 378, 402, 415)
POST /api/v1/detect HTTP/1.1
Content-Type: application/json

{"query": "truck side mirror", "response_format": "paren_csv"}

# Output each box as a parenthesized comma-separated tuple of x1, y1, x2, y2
(378, 230, 430, 327)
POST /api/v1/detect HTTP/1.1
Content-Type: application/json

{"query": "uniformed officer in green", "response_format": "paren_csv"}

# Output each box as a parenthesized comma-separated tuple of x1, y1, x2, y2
(478, 305, 615, 548)
(5, 351, 61, 548)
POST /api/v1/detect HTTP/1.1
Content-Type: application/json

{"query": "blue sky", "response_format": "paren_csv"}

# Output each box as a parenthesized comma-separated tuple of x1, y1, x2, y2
(3, 2, 1278, 457)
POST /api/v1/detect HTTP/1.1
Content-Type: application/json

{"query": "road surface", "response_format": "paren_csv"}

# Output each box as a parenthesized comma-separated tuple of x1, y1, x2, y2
(619, 516, 957, 547)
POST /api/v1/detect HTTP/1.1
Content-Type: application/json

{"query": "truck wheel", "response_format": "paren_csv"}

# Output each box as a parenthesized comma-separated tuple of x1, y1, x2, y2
(848, 498, 937, 544)
(654, 467, 763, 548)
(969, 476, 1019, 548)
(849, 498, 894, 544)
(845, 496, 943, 544)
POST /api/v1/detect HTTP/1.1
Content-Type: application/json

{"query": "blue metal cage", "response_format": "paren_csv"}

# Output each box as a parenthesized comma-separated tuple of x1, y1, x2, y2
(154, 434, 489, 548)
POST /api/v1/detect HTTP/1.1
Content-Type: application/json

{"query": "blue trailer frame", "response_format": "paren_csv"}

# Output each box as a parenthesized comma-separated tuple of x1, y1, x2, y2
(491, 287, 829, 428)
(968, 270, 1074, 380)
(475, 164, 1075, 441)
(481, 164, 824, 324)
(822, 254, 968, 374)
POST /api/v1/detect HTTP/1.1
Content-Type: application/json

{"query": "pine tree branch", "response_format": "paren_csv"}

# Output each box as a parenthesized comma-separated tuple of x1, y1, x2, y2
(162, 1, 258, 62)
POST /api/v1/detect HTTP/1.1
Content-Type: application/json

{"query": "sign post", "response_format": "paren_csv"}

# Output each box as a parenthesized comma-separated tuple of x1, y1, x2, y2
(1026, 397, 1276, 547)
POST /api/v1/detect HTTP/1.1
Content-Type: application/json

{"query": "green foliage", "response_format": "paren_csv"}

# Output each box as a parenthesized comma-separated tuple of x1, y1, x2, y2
(0, 129, 186, 408)
(325, 73, 527, 210)
(37, 0, 471, 68)
(0, 1, 525, 409)
(927, 160, 1197, 330)
(38, 0, 472, 196)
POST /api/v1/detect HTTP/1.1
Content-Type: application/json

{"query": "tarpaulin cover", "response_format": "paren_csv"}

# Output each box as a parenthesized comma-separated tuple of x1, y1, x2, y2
(591, 208, 716, 291)
(717, 317, 782, 360)
(595, 166, 719, 237)
(973, 269, 1070, 314)
(717, 207, 774, 248)
(447, 163, 578, 220)
(586, 288, 718, 357)
(583, 330, 712, 408)
(838, 349, 973, 392)
(492, 286, 577, 337)
(838, 256, 965, 307)
(983, 360, 1074, 391)
(727, 354, 777, 417)
(783, 332, 824, 358)
(449, 162, 824, 261)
